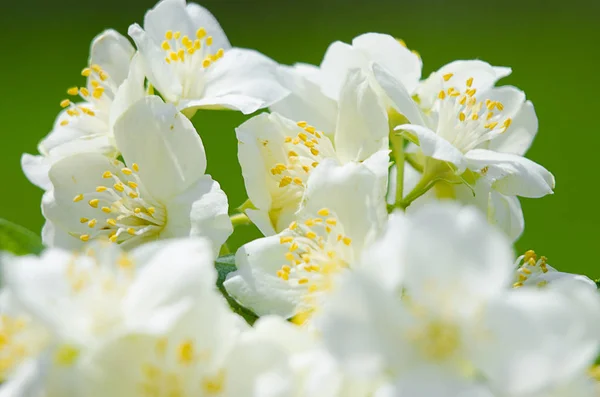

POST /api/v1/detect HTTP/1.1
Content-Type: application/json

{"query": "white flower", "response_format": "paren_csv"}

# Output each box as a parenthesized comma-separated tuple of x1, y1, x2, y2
(224, 158, 388, 321)
(41, 96, 232, 252)
(237, 68, 389, 235)
(0, 287, 48, 385)
(320, 33, 422, 102)
(375, 60, 554, 239)
(270, 33, 421, 132)
(246, 316, 382, 397)
(316, 204, 600, 397)
(0, 238, 225, 395)
(22, 29, 144, 191)
(270, 63, 338, 134)
(128, 0, 288, 116)
(512, 250, 597, 290)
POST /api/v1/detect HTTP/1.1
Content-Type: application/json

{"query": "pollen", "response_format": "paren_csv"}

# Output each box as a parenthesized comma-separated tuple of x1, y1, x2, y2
(178, 340, 194, 365)
(206, 36, 213, 46)
(280, 236, 293, 244)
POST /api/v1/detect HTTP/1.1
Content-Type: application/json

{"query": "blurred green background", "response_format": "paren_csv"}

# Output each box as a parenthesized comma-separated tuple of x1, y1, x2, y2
(2, 0, 599, 276)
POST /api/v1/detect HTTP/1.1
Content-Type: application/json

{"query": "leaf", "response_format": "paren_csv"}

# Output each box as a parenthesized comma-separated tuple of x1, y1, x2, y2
(215, 254, 258, 325)
(0, 219, 44, 256)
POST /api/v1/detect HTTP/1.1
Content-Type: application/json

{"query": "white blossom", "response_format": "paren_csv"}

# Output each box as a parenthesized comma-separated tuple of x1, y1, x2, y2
(41, 96, 232, 252)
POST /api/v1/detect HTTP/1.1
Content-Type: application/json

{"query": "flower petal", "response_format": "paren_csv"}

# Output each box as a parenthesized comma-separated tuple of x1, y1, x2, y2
(395, 124, 466, 172)
(124, 237, 217, 333)
(224, 235, 302, 318)
(319, 41, 364, 100)
(185, 2, 231, 50)
(400, 204, 514, 312)
(300, 156, 389, 253)
(183, 48, 288, 114)
(334, 68, 389, 162)
(269, 63, 337, 133)
(352, 33, 422, 93)
(474, 281, 600, 396)
(21, 154, 52, 190)
(128, 23, 182, 102)
(161, 175, 232, 255)
(465, 149, 554, 198)
(142, 0, 196, 43)
(113, 96, 207, 201)
(89, 29, 135, 87)
(372, 63, 426, 126)
(489, 100, 538, 156)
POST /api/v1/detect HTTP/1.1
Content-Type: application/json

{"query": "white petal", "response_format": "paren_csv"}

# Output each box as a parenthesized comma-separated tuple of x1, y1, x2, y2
(489, 100, 538, 155)
(372, 63, 426, 126)
(352, 33, 422, 93)
(161, 175, 232, 255)
(89, 29, 135, 86)
(317, 272, 404, 377)
(184, 48, 288, 114)
(334, 68, 389, 162)
(320, 41, 364, 100)
(402, 204, 514, 312)
(109, 53, 146, 129)
(21, 154, 52, 190)
(245, 209, 277, 237)
(487, 189, 524, 242)
(128, 23, 182, 102)
(2, 248, 88, 341)
(143, 0, 196, 43)
(113, 96, 207, 201)
(224, 235, 302, 318)
(124, 237, 217, 333)
(300, 156, 388, 253)
(475, 282, 600, 396)
(185, 2, 231, 50)
(39, 105, 111, 156)
(0, 357, 45, 397)
(42, 153, 122, 248)
(396, 124, 467, 172)
(269, 64, 337, 133)
(358, 211, 407, 291)
(465, 149, 554, 198)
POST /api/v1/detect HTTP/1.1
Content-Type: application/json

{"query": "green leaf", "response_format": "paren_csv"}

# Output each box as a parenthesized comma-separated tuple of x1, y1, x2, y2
(0, 219, 44, 256)
(215, 254, 258, 325)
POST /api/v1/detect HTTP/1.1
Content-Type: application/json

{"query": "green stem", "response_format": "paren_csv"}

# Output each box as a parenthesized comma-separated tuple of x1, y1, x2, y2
(391, 133, 405, 208)
(230, 213, 251, 227)
(399, 173, 438, 210)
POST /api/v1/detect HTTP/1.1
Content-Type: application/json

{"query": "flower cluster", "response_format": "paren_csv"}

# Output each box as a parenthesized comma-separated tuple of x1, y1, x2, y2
(3, 0, 599, 396)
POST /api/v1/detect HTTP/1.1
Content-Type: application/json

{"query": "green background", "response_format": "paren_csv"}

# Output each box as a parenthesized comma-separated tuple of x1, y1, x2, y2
(2, 0, 599, 276)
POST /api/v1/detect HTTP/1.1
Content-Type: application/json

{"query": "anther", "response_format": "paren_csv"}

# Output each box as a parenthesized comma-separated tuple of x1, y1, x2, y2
(101, 207, 111, 213)
(88, 199, 99, 208)
(80, 234, 90, 242)
(317, 208, 329, 217)
(73, 194, 84, 202)
(443, 73, 453, 81)
(67, 87, 78, 96)
(60, 99, 71, 108)
(102, 171, 112, 179)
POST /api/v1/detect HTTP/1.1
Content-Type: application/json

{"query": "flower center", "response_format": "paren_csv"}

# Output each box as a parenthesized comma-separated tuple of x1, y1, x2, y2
(71, 162, 166, 245)
(513, 249, 549, 288)
(409, 319, 461, 362)
(0, 314, 38, 380)
(59, 64, 116, 128)
(276, 207, 354, 321)
(161, 28, 225, 99)
(436, 74, 513, 153)
(267, 121, 336, 227)
(138, 337, 224, 396)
